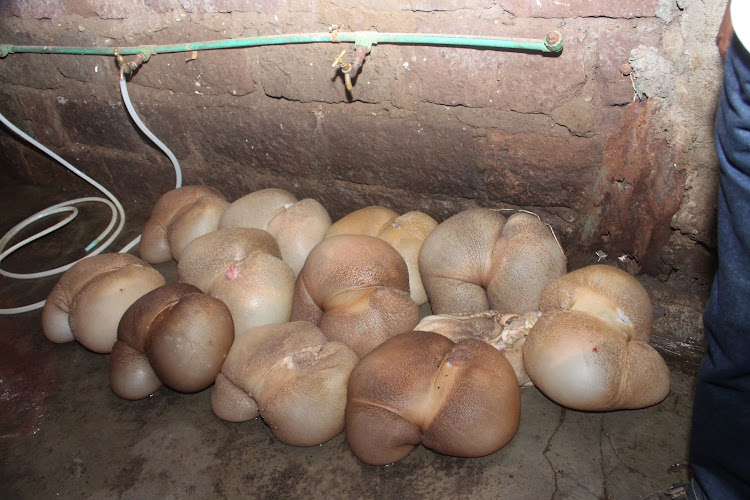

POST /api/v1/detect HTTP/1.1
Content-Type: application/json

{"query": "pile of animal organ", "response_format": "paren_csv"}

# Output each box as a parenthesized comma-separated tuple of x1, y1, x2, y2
(41, 185, 672, 462)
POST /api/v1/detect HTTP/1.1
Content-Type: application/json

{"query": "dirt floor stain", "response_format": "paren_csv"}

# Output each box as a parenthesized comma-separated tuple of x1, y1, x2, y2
(0, 315, 59, 440)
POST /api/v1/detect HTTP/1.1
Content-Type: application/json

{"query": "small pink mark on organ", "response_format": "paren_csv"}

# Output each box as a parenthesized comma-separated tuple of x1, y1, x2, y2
(119, 288, 123, 292)
(592, 347, 598, 352)
(226, 264, 241, 280)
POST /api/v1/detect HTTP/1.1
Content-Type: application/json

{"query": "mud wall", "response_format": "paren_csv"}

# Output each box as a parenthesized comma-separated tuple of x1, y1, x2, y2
(0, 0, 727, 365)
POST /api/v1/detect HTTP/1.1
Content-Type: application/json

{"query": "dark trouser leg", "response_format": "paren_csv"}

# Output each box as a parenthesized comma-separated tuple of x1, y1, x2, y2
(691, 36, 750, 499)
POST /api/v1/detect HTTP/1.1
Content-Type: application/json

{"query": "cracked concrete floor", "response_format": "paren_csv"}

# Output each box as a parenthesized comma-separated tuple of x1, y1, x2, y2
(0, 180, 696, 499)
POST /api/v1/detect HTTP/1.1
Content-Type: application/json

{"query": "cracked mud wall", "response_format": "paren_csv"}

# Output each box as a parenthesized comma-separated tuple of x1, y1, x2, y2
(0, 0, 727, 363)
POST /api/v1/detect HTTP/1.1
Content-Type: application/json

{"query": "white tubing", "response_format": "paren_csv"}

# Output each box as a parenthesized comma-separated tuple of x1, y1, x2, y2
(119, 68, 182, 189)
(0, 68, 182, 314)
(0, 112, 128, 314)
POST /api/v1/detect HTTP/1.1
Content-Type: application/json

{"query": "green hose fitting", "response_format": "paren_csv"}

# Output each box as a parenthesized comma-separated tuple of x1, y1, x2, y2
(544, 31, 563, 53)
(353, 32, 378, 52)
(137, 48, 153, 62)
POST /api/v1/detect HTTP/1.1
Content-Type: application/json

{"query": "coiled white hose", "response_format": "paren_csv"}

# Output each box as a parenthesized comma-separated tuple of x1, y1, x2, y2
(0, 68, 182, 314)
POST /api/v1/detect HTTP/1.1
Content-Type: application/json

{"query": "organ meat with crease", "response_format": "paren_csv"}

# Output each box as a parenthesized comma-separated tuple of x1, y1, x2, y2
(178, 227, 295, 335)
(523, 265, 671, 411)
(219, 188, 331, 277)
(41, 253, 165, 354)
(345, 330, 521, 465)
(323, 206, 438, 305)
(140, 185, 229, 263)
(212, 320, 358, 447)
(419, 208, 567, 315)
(110, 282, 234, 400)
(291, 234, 419, 357)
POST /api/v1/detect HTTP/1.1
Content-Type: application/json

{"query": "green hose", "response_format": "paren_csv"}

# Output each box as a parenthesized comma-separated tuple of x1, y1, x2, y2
(0, 30, 562, 59)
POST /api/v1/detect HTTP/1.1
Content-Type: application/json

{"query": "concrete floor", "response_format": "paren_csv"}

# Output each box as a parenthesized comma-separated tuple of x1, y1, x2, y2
(0, 180, 697, 499)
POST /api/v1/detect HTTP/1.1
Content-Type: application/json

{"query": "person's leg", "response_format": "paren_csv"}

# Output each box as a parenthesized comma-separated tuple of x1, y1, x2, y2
(691, 35, 750, 499)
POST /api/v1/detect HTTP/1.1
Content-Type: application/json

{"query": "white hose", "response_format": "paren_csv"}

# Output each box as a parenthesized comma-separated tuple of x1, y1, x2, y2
(0, 67, 182, 314)
(119, 68, 182, 189)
